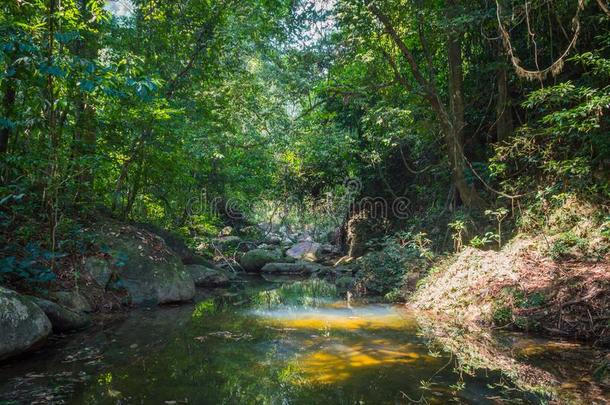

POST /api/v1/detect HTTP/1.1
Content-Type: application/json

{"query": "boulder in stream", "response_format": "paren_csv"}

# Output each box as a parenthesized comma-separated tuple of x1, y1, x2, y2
(261, 261, 324, 275)
(0, 287, 52, 361)
(186, 265, 232, 287)
(92, 222, 195, 306)
(239, 249, 283, 272)
(30, 297, 91, 333)
(285, 241, 321, 261)
(49, 290, 93, 313)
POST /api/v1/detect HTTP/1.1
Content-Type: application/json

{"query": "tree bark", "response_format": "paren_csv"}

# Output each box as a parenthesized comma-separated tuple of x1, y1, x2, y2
(0, 79, 15, 154)
(446, 0, 485, 208)
(73, 0, 100, 197)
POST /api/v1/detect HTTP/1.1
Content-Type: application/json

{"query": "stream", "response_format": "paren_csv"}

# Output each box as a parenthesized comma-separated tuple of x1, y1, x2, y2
(0, 277, 607, 404)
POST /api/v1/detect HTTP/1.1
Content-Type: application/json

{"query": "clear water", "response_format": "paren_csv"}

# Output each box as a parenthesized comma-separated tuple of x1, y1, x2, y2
(0, 278, 607, 404)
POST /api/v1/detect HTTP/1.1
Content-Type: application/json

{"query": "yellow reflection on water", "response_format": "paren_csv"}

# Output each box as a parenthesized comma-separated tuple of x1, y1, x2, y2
(259, 304, 418, 332)
(256, 304, 433, 384)
(299, 340, 424, 383)
(514, 340, 583, 357)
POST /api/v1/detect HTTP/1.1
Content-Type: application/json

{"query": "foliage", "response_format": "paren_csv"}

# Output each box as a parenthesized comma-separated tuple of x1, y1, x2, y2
(356, 231, 432, 295)
(0, 243, 58, 284)
(0, 0, 608, 296)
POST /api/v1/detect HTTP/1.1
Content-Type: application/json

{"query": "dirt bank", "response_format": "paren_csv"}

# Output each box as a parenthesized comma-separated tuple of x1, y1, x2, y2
(410, 235, 609, 345)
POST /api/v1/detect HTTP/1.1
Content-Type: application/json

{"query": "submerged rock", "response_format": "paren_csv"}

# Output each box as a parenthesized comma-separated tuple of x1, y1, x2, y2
(285, 241, 321, 261)
(239, 249, 282, 272)
(186, 265, 232, 287)
(0, 287, 52, 361)
(30, 297, 91, 333)
(261, 261, 324, 275)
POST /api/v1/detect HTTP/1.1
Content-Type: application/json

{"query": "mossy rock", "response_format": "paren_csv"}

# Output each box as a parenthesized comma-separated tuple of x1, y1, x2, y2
(261, 261, 324, 275)
(186, 265, 232, 287)
(0, 287, 52, 361)
(49, 291, 93, 313)
(30, 297, 91, 333)
(239, 249, 283, 272)
(94, 223, 195, 306)
(335, 275, 355, 292)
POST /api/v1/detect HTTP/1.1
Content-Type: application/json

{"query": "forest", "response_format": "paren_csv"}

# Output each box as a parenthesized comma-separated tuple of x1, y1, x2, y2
(0, 0, 609, 403)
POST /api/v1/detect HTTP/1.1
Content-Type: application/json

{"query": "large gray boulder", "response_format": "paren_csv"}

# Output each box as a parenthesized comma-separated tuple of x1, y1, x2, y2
(30, 297, 91, 333)
(93, 223, 195, 306)
(261, 261, 324, 275)
(285, 241, 321, 261)
(186, 265, 231, 287)
(239, 249, 282, 272)
(0, 287, 52, 361)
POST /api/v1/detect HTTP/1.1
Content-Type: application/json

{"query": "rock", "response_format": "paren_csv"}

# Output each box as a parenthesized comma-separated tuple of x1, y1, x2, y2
(285, 241, 321, 261)
(94, 223, 195, 305)
(186, 265, 231, 287)
(265, 234, 282, 245)
(297, 232, 313, 242)
(0, 287, 52, 361)
(30, 297, 91, 333)
(239, 249, 282, 272)
(184, 255, 219, 268)
(85, 256, 114, 288)
(49, 291, 92, 313)
(261, 261, 324, 275)
(319, 244, 334, 254)
(240, 225, 260, 238)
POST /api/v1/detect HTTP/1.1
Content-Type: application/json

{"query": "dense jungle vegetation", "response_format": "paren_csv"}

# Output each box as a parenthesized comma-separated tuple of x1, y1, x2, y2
(0, 2, 609, 402)
(0, 0, 608, 321)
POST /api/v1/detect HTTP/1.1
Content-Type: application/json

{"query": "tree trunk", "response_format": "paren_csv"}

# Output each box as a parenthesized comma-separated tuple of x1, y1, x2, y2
(0, 79, 15, 154)
(46, 0, 57, 148)
(446, 0, 485, 208)
(73, 0, 100, 198)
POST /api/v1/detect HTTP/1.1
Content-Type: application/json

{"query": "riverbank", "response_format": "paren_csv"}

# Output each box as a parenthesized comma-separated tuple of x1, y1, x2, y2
(410, 220, 610, 345)
(412, 242, 610, 344)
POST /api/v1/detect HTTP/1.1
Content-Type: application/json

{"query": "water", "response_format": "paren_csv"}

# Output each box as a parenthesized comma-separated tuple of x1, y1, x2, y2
(0, 278, 607, 404)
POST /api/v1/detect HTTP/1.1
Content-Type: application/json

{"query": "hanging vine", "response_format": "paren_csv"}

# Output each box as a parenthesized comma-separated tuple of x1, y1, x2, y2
(496, 0, 585, 81)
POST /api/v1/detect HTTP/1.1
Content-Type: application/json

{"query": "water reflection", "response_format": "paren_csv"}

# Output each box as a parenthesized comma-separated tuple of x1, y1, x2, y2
(0, 279, 606, 404)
